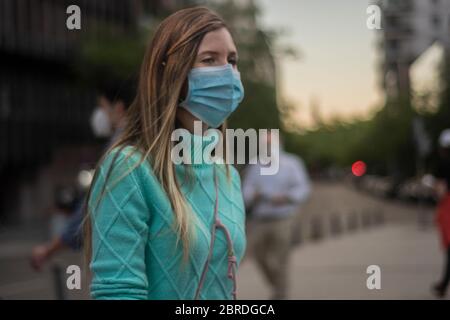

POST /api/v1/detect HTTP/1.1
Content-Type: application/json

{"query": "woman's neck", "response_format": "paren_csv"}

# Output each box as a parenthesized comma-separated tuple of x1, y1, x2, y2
(175, 109, 209, 135)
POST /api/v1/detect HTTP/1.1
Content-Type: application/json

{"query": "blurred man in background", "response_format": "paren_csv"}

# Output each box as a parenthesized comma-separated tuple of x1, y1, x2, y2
(243, 132, 311, 299)
(432, 129, 450, 298)
(30, 81, 135, 271)
(90, 81, 133, 149)
(48, 186, 81, 239)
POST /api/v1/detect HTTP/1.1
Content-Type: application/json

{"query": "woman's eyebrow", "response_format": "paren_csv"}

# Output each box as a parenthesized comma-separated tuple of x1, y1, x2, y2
(197, 50, 219, 56)
(197, 49, 238, 56)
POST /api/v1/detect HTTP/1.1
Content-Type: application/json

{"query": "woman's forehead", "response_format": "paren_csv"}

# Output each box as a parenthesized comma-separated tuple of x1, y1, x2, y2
(197, 28, 237, 55)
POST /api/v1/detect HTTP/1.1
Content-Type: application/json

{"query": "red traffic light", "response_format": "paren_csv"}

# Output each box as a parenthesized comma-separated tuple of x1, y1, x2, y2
(352, 160, 366, 177)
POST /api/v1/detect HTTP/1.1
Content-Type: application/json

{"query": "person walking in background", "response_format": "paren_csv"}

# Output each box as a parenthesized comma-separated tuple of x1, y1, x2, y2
(90, 81, 135, 149)
(242, 132, 311, 299)
(48, 186, 80, 239)
(30, 81, 134, 271)
(432, 129, 450, 298)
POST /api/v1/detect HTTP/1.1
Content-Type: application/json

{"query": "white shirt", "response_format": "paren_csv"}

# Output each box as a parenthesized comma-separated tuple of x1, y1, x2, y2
(242, 150, 311, 219)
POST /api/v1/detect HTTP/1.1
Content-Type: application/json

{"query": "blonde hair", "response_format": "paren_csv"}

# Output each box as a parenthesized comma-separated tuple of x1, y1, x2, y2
(83, 7, 231, 266)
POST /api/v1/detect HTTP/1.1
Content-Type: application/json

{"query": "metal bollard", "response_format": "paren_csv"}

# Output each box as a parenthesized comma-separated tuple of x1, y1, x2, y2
(370, 209, 378, 226)
(52, 263, 66, 300)
(375, 210, 385, 225)
(310, 215, 324, 241)
(290, 219, 303, 247)
(362, 210, 371, 228)
(347, 211, 358, 231)
(330, 213, 342, 236)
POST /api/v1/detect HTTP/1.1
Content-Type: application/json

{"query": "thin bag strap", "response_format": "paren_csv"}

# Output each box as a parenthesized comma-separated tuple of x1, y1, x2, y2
(194, 165, 238, 300)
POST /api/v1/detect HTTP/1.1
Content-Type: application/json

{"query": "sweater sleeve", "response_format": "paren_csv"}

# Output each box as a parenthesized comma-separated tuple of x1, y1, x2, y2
(89, 147, 151, 300)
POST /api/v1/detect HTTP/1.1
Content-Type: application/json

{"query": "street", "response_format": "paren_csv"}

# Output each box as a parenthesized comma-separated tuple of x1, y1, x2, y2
(238, 222, 444, 299)
(0, 181, 445, 300)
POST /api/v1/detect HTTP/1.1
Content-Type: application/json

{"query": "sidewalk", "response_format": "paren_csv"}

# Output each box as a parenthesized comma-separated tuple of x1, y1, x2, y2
(0, 182, 444, 299)
(237, 222, 446, 299)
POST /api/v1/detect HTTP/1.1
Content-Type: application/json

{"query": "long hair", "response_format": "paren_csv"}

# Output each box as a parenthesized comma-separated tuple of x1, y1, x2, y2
(83, 7, 230, 266)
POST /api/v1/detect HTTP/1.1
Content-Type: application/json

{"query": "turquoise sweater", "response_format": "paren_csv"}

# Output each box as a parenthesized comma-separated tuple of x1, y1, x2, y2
(88, 132, 247, 299)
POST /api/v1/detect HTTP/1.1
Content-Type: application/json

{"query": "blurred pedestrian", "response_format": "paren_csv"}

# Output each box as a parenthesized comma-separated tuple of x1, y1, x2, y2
(432, 129, 450, 298)
(30, 81, 134, 271)
(242, 132, 311, 299)
(49, 185, 79, 238)
(90, 80, 134, 148)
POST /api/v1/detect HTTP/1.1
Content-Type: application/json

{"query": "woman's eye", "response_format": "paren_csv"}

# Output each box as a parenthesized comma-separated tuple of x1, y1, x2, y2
(228, 58, 237, 66)
(202, 58, 214, 64)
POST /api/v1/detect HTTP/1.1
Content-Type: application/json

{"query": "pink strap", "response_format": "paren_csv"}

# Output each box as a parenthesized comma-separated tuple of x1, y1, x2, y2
(194, 165, 237, 300)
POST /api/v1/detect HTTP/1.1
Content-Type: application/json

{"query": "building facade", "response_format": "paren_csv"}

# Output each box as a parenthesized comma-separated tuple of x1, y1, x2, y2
(379, 0, 450, 99)
(0, 0, 187, 224)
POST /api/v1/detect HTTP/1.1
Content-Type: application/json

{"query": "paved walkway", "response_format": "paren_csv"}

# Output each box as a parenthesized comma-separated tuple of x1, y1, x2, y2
(237, 222, 447, 299)
(0, 182, 446, 300)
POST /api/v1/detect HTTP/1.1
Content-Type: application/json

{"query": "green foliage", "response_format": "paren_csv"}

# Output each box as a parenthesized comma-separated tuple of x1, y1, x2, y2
(356, 99, 415, 176)
(229, 80, 280, 130)
(78, 36, 144, 81)
(283, 48, 450, 178)
(73, 24, 147, 86)
(284, 119, 373, 169)
(283, 96, 417, 176)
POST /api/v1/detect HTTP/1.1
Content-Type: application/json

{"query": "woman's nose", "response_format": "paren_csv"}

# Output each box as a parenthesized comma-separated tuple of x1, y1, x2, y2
(217, 57, 229, 66)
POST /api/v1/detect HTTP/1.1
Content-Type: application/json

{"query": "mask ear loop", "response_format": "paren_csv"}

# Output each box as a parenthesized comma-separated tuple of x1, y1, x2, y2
(194, 165, 238, 300)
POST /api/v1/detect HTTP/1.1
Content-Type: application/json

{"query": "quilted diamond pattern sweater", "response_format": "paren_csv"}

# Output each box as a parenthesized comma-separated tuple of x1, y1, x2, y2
(89, 133, 247, 299)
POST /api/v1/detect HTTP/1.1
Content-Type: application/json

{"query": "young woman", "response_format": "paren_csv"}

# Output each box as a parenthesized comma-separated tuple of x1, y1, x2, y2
(83, 7, 247, 300)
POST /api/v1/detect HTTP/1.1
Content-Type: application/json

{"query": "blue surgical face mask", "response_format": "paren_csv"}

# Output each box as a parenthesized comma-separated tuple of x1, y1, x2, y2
(180, 63, 245, 128)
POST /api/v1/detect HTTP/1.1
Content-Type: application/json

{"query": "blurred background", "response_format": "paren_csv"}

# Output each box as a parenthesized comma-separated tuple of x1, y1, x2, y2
(1, 0, 450, 299)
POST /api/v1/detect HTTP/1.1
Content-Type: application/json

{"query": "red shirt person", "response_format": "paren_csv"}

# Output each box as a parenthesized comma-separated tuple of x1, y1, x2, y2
(433, 129, 450, 298)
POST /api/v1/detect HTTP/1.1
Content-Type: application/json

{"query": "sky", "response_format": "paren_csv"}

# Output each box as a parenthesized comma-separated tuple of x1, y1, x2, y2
(256, 0, 383, 128)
